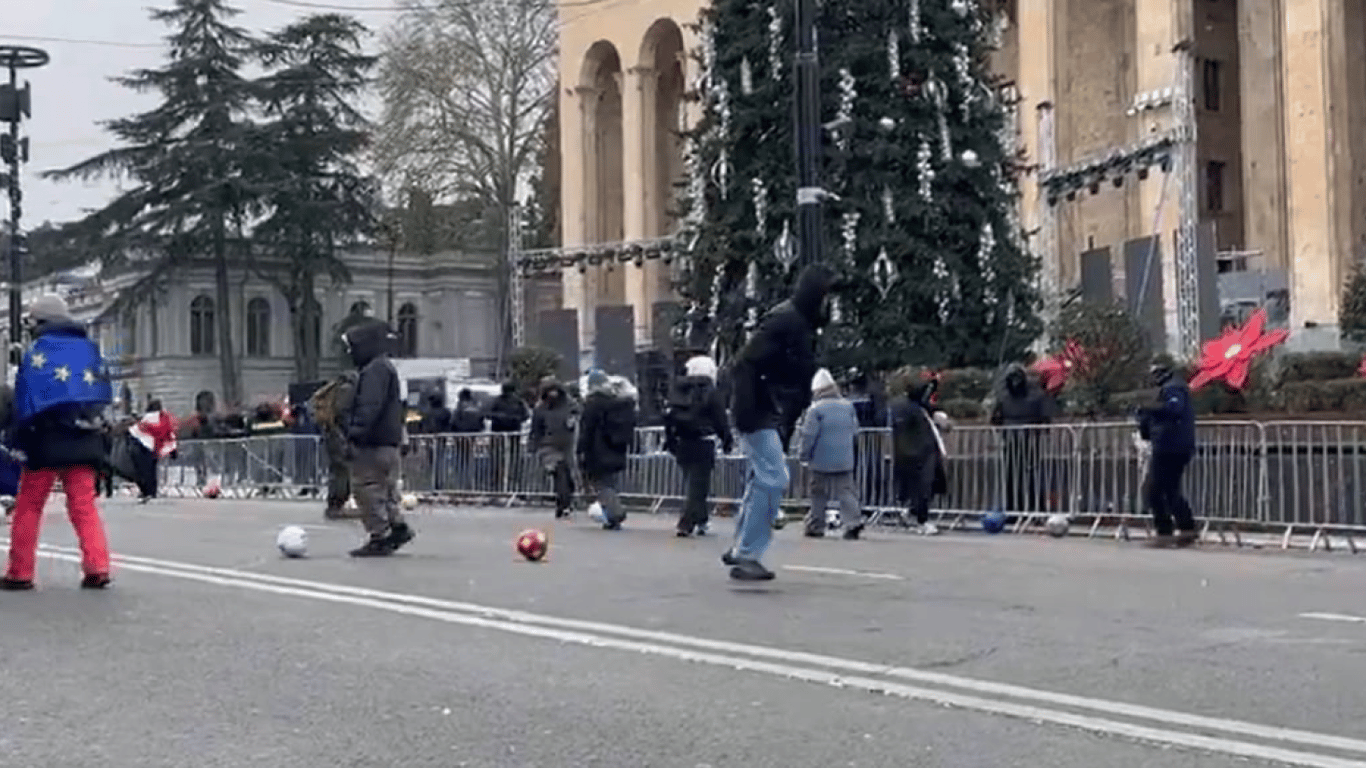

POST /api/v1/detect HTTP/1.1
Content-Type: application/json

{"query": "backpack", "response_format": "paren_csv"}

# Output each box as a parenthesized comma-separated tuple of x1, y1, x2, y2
(667, 382, 713, 438)
(602, 401, 637, 451)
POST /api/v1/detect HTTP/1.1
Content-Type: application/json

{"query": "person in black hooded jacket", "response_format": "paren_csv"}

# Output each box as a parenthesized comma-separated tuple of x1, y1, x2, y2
(577, 370, 637, 529)
(664, 355, 733, 537)
(724, 264, 834, 581)
(889, 378, 950, 535)
(343, 319, 416, 557)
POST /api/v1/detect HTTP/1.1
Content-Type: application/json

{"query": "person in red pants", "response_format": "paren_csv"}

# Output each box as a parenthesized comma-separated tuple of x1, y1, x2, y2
(2, 294, 115, 591)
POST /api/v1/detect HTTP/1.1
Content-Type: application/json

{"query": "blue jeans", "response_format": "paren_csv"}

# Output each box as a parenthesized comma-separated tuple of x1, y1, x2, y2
(733, 429, 790, 562)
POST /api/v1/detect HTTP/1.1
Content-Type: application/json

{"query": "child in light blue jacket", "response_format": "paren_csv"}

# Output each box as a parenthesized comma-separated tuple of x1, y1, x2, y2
(797, 368, 862, 539)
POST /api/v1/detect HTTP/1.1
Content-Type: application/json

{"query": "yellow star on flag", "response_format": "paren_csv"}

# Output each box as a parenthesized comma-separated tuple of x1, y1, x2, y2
(83, 369, 97, 385)
(30, 352, 46, 369)
(53, 365, 71, 382)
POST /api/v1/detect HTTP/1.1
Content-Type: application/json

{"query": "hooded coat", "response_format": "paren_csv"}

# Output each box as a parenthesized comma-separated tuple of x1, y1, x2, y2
(889, 381, 949, 500)
(729, 264, 834, 437)
(419, 391, 453, 434)
(577, 379, 638, 477)
(488, 384, 530, 432)
(664, 374, 733, 466)
(344, 320, 404, 448)
(530, 381, 577, 465)
(990, 364, 1053, 427)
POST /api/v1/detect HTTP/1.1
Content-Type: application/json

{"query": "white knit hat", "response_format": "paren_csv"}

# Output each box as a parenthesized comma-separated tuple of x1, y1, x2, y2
(811, 368, 837, 393)
(684, 355, 718, 380)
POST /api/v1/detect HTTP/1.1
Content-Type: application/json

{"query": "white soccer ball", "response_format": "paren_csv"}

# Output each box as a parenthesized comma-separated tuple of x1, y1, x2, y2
(276, 525, 309, 558)
(1045, 513, 1070, 538)
(587, 502, 605, 524)
(401, 493, 418, 510)
(825, 509, 843, 530)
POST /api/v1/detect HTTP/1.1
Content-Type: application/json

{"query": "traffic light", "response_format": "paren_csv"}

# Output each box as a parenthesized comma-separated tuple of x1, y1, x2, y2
(0, 81, 32, 123)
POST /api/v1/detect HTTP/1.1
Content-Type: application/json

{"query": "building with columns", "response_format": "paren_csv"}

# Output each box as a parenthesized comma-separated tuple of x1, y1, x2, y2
(556, 0, 1366, 359)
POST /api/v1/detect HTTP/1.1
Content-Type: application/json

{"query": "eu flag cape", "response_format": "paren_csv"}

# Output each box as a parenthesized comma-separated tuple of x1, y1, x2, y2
(12, 330, 113, 428)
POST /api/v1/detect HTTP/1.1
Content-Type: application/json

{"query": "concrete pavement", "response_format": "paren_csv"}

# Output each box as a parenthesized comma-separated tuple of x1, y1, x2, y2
(3, 498, 1366, 767)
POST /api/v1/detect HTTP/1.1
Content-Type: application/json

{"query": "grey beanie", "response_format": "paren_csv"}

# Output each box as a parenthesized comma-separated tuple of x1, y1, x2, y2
(28, 294, 73, 325)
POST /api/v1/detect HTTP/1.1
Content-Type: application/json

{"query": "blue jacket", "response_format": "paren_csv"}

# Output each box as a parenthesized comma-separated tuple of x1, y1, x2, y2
(798, 394, 859, 473)
(1139, 378, 1196, 455)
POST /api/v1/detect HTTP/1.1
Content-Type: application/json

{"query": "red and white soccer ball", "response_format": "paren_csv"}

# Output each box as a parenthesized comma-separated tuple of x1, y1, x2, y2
(515, 528, 549, 562)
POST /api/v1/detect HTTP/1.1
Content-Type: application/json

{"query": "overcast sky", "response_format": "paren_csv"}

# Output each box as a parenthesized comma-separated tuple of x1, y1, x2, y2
(6, 0, 400, 227)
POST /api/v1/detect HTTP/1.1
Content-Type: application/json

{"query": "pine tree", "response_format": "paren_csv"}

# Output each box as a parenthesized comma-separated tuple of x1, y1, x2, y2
(44, 0, 258, 406)
(251, 13, 379, 382)
(679, 0, 1040, 372)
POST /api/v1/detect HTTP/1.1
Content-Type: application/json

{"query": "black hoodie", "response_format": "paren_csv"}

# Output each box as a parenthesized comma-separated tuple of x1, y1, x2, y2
(729, 264, 834, 436)
(344, 319, 404, 447)
(664, 375, 733, 465)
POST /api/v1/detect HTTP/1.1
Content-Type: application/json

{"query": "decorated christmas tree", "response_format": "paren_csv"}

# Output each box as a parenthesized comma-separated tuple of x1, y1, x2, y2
(678, 0, 1041, 372)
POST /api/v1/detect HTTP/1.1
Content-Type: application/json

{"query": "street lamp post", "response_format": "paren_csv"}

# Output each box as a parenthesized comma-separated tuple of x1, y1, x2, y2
(792, 0, 825, 268)
(0, 44, 50, 354)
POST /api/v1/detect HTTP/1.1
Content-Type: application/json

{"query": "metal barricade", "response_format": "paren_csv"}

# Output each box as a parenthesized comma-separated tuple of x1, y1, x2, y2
(161, 420, 1366, 549)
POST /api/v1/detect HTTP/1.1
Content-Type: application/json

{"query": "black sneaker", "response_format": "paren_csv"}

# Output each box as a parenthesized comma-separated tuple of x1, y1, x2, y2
(81, 574, 111, 589)
(554, 508, 570, 519)
(720, 550, 739, 566)
(349, 536, 396, 557)
(0, 577, 34, 591)
(803, 529, 825, 539)
(675, 528, 692, 538)
(729, 560, 775, 581)
(385, 523, 416, 550)
(843, 524, 864, 541)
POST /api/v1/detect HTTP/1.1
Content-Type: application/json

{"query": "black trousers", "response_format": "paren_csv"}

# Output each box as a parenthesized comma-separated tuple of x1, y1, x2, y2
(676, 459, 714, 532)
(1147, 451, 1195, 536)
(550, 460, 575, 513)
(131, 441, 158, 498)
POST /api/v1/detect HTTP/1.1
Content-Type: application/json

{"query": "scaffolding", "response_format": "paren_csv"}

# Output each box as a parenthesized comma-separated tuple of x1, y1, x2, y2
(1036, 36, 1201, 357)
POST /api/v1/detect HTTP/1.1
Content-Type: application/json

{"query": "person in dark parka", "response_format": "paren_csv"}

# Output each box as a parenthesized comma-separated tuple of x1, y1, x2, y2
(989, 363, 1054, 513)
(343, 319, 415, 557)
(724, 264, 835, 581)
(576, 370, 637, 530)
(889, 378, 950, 536)
(487, 382, 529, 492)
(664, 355, 733, 537)
(1136, 355, 1198, 547)
(530, 379, 578, 518)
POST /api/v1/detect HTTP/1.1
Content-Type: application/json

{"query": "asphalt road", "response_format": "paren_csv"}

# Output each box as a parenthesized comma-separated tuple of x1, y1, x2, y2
(3, 498, 1366, 768)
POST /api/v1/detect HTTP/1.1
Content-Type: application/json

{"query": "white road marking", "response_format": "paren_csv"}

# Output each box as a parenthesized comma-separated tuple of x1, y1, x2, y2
(1300, 612, 1366, 624)
(27, 543, 1366, 767)
(783, 565, 904, 581)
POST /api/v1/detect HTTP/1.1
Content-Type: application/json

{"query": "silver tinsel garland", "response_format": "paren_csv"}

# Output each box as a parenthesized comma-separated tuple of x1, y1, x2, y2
(888, 30, 900, 81)
(882, 186, 895, 224)
(979, 221, 997, 307)
(712, 79, 732, 198)
(923, 76, 952, 161)
(766, 6, 782, 80)
(751, 177, 768, 237)
(916, 140, 934, 202)
(953, 43, 974, 121)
(840, 211, 860, 259)
(745, 261, 759, 329)
(836, 68, 856, 152)
(740, 57, 754, 95)
(932, 254, 952, 323)
(909, 0, 921, 44)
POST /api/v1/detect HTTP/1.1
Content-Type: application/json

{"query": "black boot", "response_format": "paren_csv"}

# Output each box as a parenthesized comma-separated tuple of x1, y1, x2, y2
(729, 560, 775, 581)
(385, 523, 416, 550)
(349, 535, 396, 557)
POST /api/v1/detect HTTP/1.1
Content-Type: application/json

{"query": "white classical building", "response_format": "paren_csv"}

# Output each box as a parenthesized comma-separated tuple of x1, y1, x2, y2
(0, 249, 527, 415)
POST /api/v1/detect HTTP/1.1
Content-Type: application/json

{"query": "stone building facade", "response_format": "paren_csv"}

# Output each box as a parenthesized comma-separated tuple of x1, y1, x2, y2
(3, 250, 508, 415)
(557, 0, 1366, 355)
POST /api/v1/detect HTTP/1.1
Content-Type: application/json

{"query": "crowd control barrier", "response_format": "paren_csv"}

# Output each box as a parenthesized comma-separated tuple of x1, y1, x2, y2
(152, 421, 1366, 551)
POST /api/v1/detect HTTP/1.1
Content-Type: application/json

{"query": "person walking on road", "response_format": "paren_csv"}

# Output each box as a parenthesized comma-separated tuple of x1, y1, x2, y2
(889, 377, 950, 536)
(343, 319, 416, 557)
(577, 370, 637, 530)
(1136, 354, 1198, 548)
(798, 368, 862, 540)
(723, 264, 834, 581)
(664, 355, 733, 537)
(530, 379, 578, 518)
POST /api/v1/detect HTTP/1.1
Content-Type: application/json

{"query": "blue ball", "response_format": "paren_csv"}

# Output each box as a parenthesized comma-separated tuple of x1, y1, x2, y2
(982, 510, 1007, 534)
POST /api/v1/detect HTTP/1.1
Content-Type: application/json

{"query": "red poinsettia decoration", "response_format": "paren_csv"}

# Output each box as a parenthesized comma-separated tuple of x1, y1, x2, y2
(1188, 308, 1287, 390)
(1032, 339, 1088, 393)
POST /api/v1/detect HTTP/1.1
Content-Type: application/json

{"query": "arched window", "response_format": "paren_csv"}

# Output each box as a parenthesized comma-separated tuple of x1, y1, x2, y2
(189, 295, 215, 356)
(397, 302, 418, 358)
(349, 300, 372, 318)
(246, 297, 271, 357)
